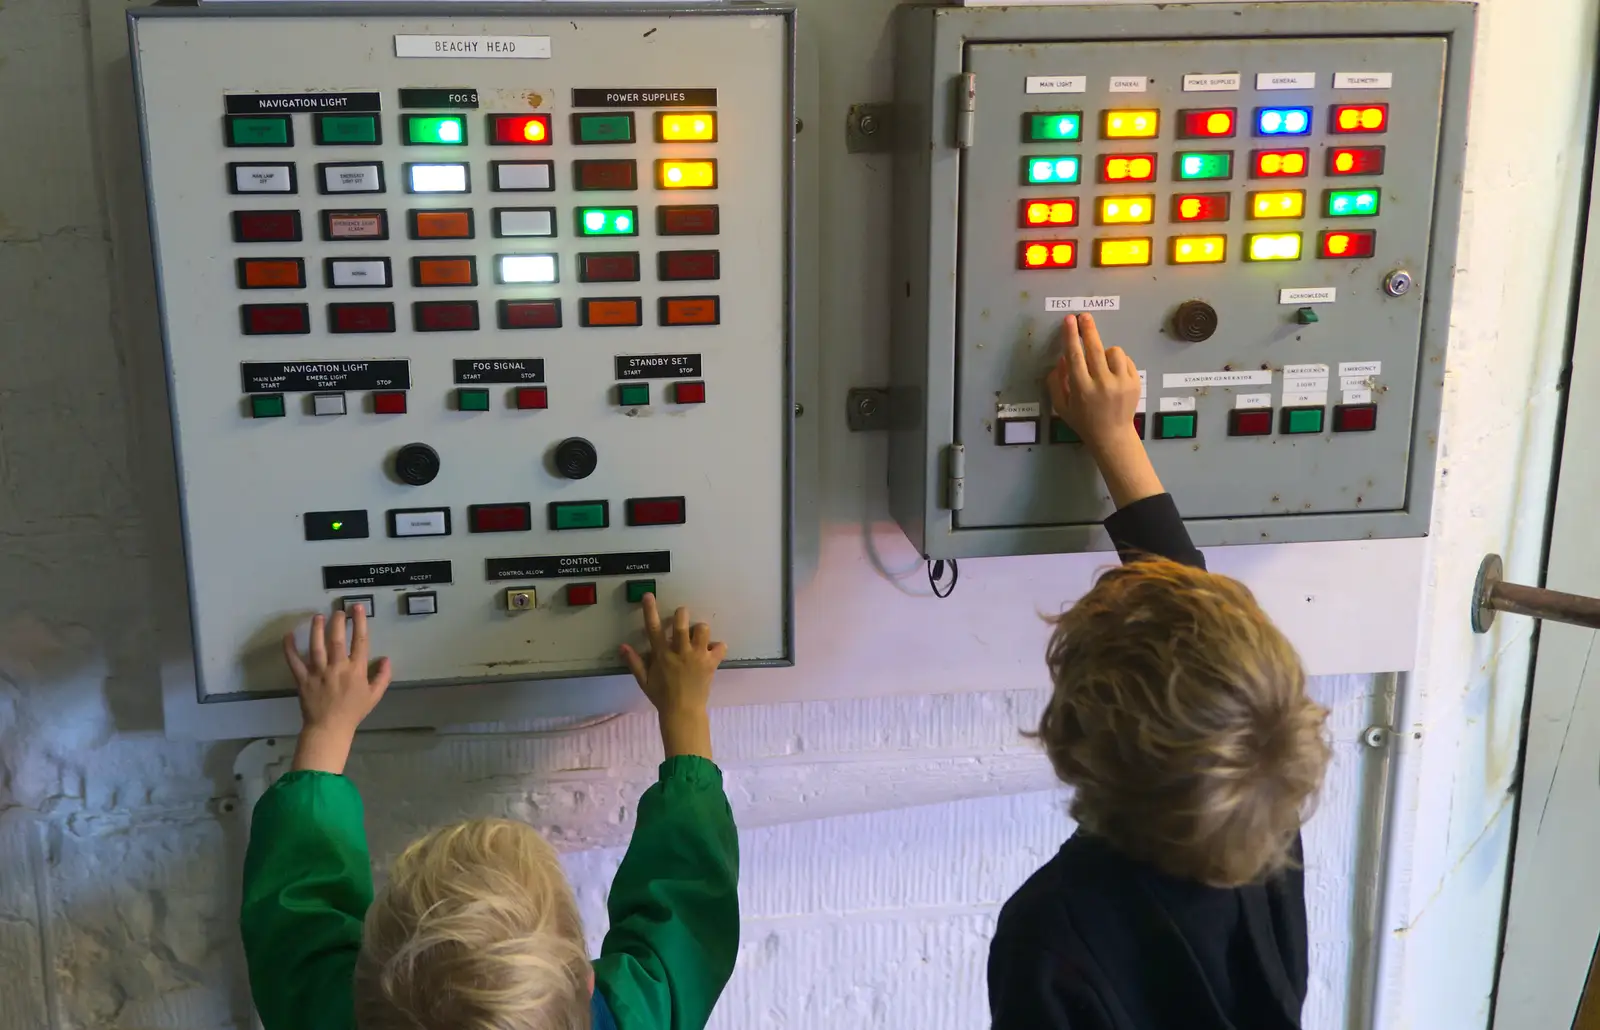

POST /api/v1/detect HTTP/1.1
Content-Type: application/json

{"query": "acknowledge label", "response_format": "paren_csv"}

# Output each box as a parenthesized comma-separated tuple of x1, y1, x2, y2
(322, 561, 452, 590)
(453, 358, 545, 384)
(486, 551, 672, 580)
(615, 354, 702, 380)
(242, 360, 409, 393)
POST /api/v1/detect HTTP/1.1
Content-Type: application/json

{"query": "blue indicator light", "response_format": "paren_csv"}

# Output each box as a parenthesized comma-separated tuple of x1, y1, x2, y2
(1256, 107, 1312, 137)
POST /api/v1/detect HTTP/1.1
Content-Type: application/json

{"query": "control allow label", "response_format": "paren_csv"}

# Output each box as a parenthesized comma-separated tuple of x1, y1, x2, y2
(486, 551, 671, 580)
(572, 89, 718, 108)
(242, 360, 409, 393)
(453, 359, 546, 384)
(322, 561, 452, 589)
(395, 35, 551, 59)
(1045, 296, 1120, 312)
(615, 354, 702, 380)
(225, 92, 381, 114)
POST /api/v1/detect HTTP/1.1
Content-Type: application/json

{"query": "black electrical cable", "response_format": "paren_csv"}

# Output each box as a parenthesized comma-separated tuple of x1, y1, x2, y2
(928, 558, 960, 599)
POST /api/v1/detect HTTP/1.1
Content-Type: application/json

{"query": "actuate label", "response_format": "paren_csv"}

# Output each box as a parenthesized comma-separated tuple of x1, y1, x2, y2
(615, 354, 702, 380)
(486, 551, 672, 580)
(323, 561, 452, 589)
(242, 360, 409, 393)
(453, 359, 545, 384)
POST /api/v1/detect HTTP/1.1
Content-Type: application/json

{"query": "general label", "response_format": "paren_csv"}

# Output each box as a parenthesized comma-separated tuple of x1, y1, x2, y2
(1159, 396, 1197, 412)
(453, 359, 546, 384)
(1257, 72, 1316, 91)
(1183, 72, 1242, 92)
(1237, 393, 1273, 409)
(399, 88, 480, 109)
(1334, 72, 1394, 90)
(1280, 287, 1337, 305)
(1109, 76, 1148, 93)
(1045, 296, 1120, 312)
(322, 561, 452, 590)
(1162, 370, 1273, 389)
(997, 402, 1042, 418)
(242, 360, 409, 393)
(1340, 361, 1382, 376)
(395, 35, 551, 59)
(225, 92, 380, 114)
(571, 88, 718, 108)
(615, 354, 702, 380)
(1026, 75, 1087, 95)
(486, 551, 671, 580)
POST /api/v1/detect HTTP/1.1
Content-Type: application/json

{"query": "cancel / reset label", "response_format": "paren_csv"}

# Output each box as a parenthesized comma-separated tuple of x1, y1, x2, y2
(486, 551, 671, 580)
(615, 354, 702, 380)
(242, 360, 409, 393)
(1045, 296, 1120, 312)
(322, 561, 452, 590)
(453, 359, 545, 384)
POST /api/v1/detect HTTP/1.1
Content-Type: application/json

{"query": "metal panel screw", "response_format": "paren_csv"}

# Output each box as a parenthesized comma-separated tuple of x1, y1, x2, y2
(1362, 726, 1389, 748)
(858, 114, 880, 136)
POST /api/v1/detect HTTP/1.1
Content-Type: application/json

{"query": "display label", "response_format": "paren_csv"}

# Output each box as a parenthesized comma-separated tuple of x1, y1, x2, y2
(1109, 76, 1148, 93)
(399, 88, 481, 109)
(615, 354, 702, 380)
(242, 360, 409, 393)
(1237, 393, 1273, 409)
(322, 561, 452, 589)
(453, 359, 546, 384)
(1334, 72, 1394, 90)
(1281, 287, 1338, 305)
(1257, 72, 1317, 91)
(1045, 296, 1120, 312)
(1340, 361, 1382, 376)
(1163, 370, 1273, 389)
(395, 35, 551, 59)
(571, 89, 718, 108)
(486, 551, 671, 580)
(1025, 76, 1087, 95)
(997, 402, 1042, 418)
(225, 92, 380, 114)
(1183, 72, 1242, 92)
(1159, 396, 1197, 412)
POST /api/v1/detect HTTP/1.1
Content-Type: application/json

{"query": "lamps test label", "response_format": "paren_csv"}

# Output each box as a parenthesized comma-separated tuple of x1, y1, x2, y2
(1045, 296, 1121, 312)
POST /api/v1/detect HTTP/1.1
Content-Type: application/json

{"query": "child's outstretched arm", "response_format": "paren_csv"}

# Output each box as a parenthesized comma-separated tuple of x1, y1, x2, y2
(1050, 313, 1205, 569)
(240, 609, 393, 1030)
(595, 594, 739, 1030)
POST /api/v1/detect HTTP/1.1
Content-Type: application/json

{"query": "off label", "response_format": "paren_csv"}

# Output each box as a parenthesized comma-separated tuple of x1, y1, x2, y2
(615, 354, 703, 380)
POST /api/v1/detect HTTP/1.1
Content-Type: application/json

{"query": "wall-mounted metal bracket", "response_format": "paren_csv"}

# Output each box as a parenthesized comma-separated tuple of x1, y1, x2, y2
(846, 103, 893, 153)
(847, 387, 890, 431)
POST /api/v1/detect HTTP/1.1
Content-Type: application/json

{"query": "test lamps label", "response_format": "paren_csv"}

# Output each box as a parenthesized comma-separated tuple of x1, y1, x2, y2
(225, 92, 380, 114)
(1045, 296, 1121, 312)
(395, 35, 551, 59)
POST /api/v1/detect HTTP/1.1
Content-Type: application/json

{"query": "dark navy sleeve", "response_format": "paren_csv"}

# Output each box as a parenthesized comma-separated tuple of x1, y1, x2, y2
(1103, 493, 1206, 569)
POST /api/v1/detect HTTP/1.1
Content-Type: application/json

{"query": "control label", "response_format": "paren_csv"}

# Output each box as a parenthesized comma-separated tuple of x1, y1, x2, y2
(225, 92, 380, 114)
(572, 88, 718, 108)
(615, 354, 702, 380)
(399, 88, 480, 109)
(322, 561, 452, 589)
(486, 551, 672, 580)
(997, 402, 1042, 418)
(395, 35, 552, 59)
(241, 360, 410, 393)
(1045, 296, 1120, 312)
(453, 359, 546, 384)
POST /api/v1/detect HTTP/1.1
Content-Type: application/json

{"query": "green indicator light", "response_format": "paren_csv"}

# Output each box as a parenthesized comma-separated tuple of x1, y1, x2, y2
(577, 207, 639, 237)
(577, 114, 635, 143)
(1326, 188, 1381, 217)
(626, 579, 657, 603)
(1025, 156, 1080, 184)
(319, 115, 378, 144)
(1177, 151, 1233, 181)
(406, 115, 467, 146)
(331, 521, 343, 531)
(1286, 408, 1324, 434)
(230, 117, 290, 146)
(1029, 112, 1081, 141)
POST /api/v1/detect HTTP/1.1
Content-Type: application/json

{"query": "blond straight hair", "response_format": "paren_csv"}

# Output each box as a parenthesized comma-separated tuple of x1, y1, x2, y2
(354, 819, 592, 1030)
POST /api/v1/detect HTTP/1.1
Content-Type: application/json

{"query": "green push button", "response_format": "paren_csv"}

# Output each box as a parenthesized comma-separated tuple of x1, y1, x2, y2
(575, 113, 635, 144)
(318, 114, 379, 144)
(405, 114, 467, 146)
(626, 579, 657, 603)
(1285, 407, 1325, 434)
(457, 388, 490, 412)
(551, 501, 609, 531)
(617, 383, 650, 407)
(229, 116, 291, 147)
(1159, 413, 1197, 440)
(1050, 418, 1081, 444)
(250, 393, 286, 418)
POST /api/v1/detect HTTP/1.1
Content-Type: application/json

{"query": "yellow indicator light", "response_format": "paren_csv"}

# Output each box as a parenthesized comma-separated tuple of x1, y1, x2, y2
(1170, 235, 1227, 265)
(1096, 238, 1153, 267)
(1250, 190, 1305, 219)
(658, 112, 717, 142)
(1098, 195, 1156, 225)
(1247, 232, 1303, 262)
(658, 159, 718, 189)
(1103, 109, 1160, 139)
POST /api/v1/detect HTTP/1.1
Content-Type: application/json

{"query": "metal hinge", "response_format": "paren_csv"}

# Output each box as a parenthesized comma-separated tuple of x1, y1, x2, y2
(956, 73, 976, 149)
(946, 444, 966, 511)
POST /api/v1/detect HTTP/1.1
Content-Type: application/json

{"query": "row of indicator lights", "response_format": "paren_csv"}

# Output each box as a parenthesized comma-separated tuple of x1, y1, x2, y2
(307, 500, 685, 540)
(250, 381, 709, 419)
(231, 206, 722, 244)
(999, 404, 1377, 445)
(1025, 146, 1386, 185)
(226, 111, 719, 148)
(236, 253, 730, 291)
(230, 160, 719, 195)
(1026, 105, 1388, 142)
(239, 297, 720, 336)
(1020, 188, 1380, 227)
(339, 580, 662, 619)
(1017, 229, 1376, 268)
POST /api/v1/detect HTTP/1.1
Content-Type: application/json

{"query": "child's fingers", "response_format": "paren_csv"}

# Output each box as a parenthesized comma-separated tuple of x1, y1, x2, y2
(1079, 313, 1110, 380)
(282, 633, 309, 683)
(328, 610, 349, 660)
(672, 606, 692, 652)
(710, 641, 729, 664)
(619, 644, 649, 687)
(308, 615, 328, 669)
(1063, 316, 1091, 389)
(1047, 359, 1071, 420)
(368, 656, 393, 696)
(350, 605, 370, 663)
(690, 622, 711, 650)
(641, 593, 666, 653)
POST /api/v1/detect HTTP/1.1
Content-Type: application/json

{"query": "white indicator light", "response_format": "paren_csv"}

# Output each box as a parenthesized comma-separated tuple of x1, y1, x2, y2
(498, 254, 558, 284)
(408, 163, 468, 193)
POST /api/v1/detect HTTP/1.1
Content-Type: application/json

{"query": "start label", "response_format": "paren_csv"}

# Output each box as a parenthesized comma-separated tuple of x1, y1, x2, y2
(452, 359, 545, 384)
(322, 561, 452, 589)
(615, 354, 702, 380)
(242, 360, 409, 393)
(486, 551, 672, 580)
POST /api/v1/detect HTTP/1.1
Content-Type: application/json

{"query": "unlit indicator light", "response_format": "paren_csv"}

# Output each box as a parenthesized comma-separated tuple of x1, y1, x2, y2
(1095, 238, 1152, 267)
(578, 207, 638, 236)
(1102, 109, 1159, 139)
(1019, 241, 1077, 269)
(1170, 235, 1227, 265)
(1098, 195, 1155, 225)
(1173, 193, 1230, 222)
(1320, 229, 1376, 259)
(1176, 151, 1233, 181)
(1329, 146, 1386, 176)
(1100, 154, 1157, 183)
(1252, 149, 1309, 178)
(1179, 109, 1235, 139)
(658, 160, 717, 189)
(1029, 112, 1082, 141)
(1326, 188, 1380, 217)
(1332, 104, 1388, 134)
(408, 163, 469, 193)
(405, 115, 467, 146)
(497, 254, 559, 284)
(1021, 199, 1078, 227)
(1250, 190, 1305, 219)
(1246, 232, 1303, 262)
(1026, 156, 1081, 184)
(657, 112, 717, 142)
(1255, 106, 1311, 136)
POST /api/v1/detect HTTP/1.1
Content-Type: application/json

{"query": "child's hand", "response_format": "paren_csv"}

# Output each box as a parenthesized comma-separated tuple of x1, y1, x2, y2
(620, 594, 725, 760)
(1047, 313, 1165, 509)
(282, 609, 393, 773)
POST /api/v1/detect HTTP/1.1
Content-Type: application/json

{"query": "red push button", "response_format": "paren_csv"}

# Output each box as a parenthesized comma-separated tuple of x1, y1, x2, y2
(414, 301, 480, 332)
(373, 391, 407, 415)
(241, 303, 310, 335)
(329, 302, 396, 334)
(658, 205, 719, 236)
(626, 496, 687, 527)
(580, 253, 641, 283)
(499, 299, 562, 329)
(490, 114, 552, 146)
(672, 381, 706, 404)
(232, 210, 302, 243)
(469, 503, 532, 533)
(1229, 408, 1274, 437)
(660, 250, 720, 281)
(575, 160, 638, 191)
(1334, 403, 1378, 433)
(515, 386, 548, 410)
(566, 583, 598, 607)
(1132, 412, 1147, 439)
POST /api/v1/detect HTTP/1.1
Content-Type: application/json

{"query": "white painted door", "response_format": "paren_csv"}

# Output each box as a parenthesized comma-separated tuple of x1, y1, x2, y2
(1491, 147, 1600, 1029)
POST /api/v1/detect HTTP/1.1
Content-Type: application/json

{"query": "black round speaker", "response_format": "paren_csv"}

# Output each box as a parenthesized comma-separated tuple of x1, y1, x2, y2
(1173, 300, 1219, 343)
(394, 443, 441, 486)
(553, 438, 599, 480)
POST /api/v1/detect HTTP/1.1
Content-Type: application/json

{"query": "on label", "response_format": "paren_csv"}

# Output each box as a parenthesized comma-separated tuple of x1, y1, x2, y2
(1045, 296, 1120, 312)
(1026, 75, 1087, 94)
(1283, 390, 1329, 407)
(1159, 396, 1197, 412)
(395, 35, 552, 60)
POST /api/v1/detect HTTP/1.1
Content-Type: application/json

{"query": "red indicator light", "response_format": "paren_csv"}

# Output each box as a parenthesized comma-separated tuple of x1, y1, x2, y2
(241, 303, 310, 335)
(232, 210, 302, 243)
(1331, 104, 1388, 134)
(515, 387, 548, 410)
(1328, 146, 1386, 176)
(660, 250, 720, 281)
(1172, 193, 1230, 222)
(1252, 148, 1309, 178)
(1179, 108, 1236, 139)
(673, 381, 706, 404)
(498, 299, 562, 329)
(469, 503, 533, 534)
(626, 497, 687, 526)
(575, 160, 638, 191)
(1319, 229, 1377, 259)
(567, 583, 598, 607)
(414, 301, 480, 332)
(579, 253, 642, 283)
(1229, 409, 1274, 437)
(1098, 154, 1157, 183)
(659, 205, 720, 236)
(1020, 198, 1079, 227)
(1334, 403, 1378, 433)
(372, 391, 407, 415)
(491, 114, 552, 145)
(1018, 240, 1077, 269)
(328, 302, 395, 334)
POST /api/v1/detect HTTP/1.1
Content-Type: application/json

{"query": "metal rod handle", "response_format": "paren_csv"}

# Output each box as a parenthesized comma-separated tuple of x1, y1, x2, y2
(1472, 554, 1600, 634)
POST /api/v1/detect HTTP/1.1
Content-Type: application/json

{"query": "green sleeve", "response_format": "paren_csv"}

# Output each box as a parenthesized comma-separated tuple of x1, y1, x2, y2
(594, 755, 741, 1030)
(241, 770, 371, 1030)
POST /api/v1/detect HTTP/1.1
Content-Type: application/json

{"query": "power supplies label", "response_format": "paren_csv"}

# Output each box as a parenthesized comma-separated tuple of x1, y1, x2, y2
(241, 360, 411, 393)
(485, 551, 672, 580)
(572, 88, 717, 107)
(322, 561, 453, 589)
(452, 359, 545, 384)
(614, 354, 702, 380)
